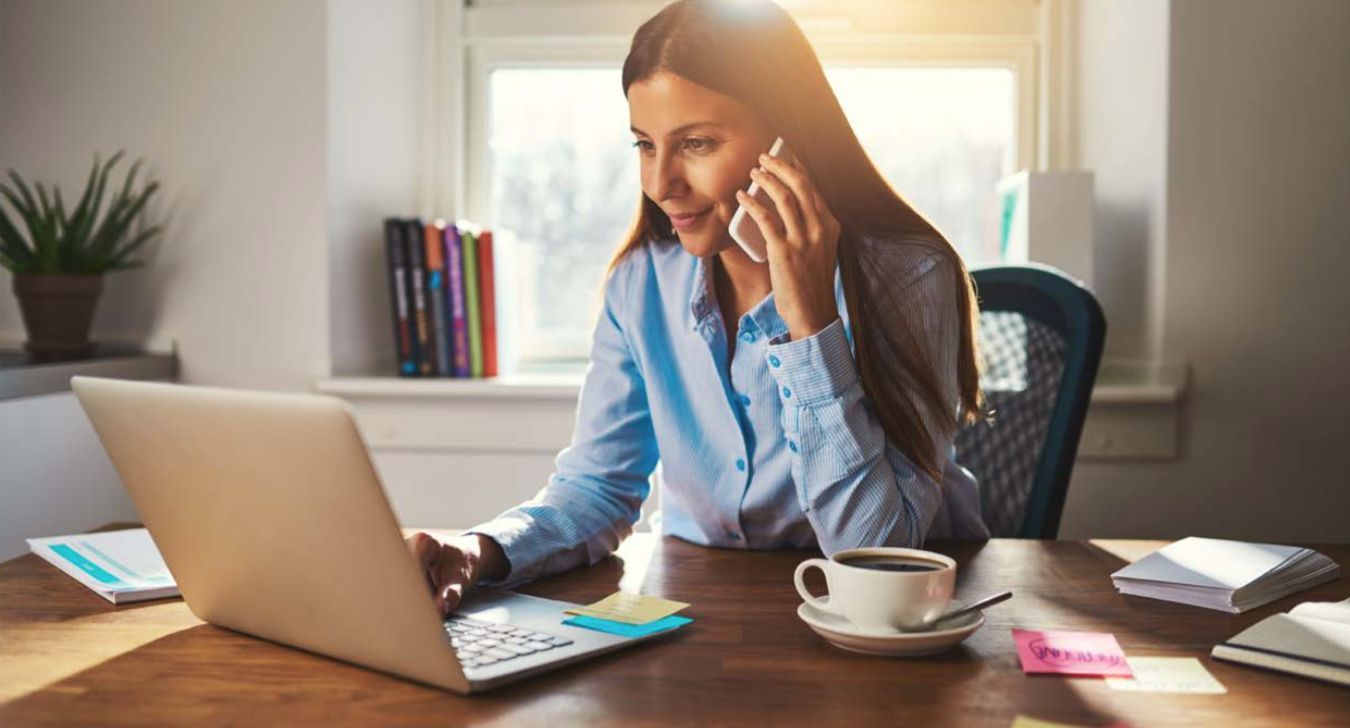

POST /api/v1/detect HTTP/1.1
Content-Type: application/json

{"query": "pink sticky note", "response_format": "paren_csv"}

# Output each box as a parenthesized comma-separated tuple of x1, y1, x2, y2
(1012, 629, 1134, 677)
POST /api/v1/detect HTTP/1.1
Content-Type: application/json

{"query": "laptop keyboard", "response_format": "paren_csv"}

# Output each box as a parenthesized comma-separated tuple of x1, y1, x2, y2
(445, 616, 574, 670)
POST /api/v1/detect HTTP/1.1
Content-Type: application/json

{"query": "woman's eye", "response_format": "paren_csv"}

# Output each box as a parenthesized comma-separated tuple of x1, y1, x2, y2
(630, 138, 717, 154)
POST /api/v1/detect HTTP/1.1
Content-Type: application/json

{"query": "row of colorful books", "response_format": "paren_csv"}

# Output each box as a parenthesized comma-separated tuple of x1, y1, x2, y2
(385, 218, 497, 377)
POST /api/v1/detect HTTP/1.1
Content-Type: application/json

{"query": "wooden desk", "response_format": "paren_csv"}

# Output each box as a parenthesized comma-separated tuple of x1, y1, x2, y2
(2, 535, 1347, 726)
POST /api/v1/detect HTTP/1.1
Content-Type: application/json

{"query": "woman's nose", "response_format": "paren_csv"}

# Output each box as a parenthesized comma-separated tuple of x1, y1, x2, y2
(644, 152, 686, 201)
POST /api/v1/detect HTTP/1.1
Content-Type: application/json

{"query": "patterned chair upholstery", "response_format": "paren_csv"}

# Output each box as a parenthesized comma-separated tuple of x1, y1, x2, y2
(954, 265, 1106, 538)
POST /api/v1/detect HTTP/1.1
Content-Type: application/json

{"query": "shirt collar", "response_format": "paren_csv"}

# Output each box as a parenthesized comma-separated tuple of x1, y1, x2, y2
(689, 254, 716, 326)
(688, 254, 790, 340)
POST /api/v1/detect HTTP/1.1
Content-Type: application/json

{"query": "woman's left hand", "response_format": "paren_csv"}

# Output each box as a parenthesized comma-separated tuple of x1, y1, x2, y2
(736, 152, 841, 341)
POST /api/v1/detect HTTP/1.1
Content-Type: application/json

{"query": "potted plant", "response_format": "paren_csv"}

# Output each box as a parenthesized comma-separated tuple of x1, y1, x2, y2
(0, 152, 162, 360)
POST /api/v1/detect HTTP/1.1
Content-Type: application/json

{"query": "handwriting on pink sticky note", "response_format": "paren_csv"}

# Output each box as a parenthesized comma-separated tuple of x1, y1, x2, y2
(1012, 629, 1133, 677)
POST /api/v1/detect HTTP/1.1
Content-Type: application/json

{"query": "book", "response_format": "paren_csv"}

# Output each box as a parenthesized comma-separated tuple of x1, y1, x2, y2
(477, 230, 498, 377)
(460, 225, 484, 378)
(1111, 537, 1340, 613)
(1212, 597, 1350, 687)
(404, 218, 432, 376)
(443, 224, 471, 378)
(27, 528, 179, 604)
(422, 220, 453, 377)
(384, 218, 417, 377)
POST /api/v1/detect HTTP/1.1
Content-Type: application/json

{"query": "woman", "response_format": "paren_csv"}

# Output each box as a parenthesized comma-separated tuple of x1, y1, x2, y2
(408, 0, 988, 617)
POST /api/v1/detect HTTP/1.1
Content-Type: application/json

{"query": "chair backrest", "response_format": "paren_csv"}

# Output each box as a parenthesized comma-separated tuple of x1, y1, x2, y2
(954, 264, 1106, 538)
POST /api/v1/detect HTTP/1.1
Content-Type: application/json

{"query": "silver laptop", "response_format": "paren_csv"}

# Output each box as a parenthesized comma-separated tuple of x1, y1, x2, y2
(70, 375, 666, 694)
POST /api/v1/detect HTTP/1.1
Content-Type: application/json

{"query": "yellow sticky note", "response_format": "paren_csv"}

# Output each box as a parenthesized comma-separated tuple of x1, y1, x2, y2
(1010, 718, 1096, 728)
(1105, 657, 1227, 694)
(563, 591, 690, 625)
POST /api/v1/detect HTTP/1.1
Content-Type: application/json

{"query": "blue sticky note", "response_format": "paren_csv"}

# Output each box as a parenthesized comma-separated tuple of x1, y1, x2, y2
(563, 613, 693, 637)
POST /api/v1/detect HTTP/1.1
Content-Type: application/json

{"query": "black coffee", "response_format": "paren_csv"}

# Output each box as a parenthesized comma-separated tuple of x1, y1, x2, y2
(839, 556, 943, 572)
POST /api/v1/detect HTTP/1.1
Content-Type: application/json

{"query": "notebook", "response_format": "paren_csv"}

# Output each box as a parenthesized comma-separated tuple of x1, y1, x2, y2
(1110, 537, 1340, 613)
(27, 528, 179, 604)
(1211, 597, 1350, 687)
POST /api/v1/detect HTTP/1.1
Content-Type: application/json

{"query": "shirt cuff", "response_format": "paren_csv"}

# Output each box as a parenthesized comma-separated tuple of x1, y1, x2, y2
(764, 318, 859, 405)
(461, 514, 538, 589)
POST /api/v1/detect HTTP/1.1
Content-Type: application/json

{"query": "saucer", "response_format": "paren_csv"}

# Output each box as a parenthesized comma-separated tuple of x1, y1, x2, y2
(797, 598, 984, 657)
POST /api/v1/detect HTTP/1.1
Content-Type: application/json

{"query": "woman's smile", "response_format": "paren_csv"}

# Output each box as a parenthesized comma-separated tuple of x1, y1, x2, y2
(667, 206, 713, 230)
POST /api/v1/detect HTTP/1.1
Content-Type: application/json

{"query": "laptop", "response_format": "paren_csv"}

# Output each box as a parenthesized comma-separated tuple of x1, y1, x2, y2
(70, 375, 667, 694)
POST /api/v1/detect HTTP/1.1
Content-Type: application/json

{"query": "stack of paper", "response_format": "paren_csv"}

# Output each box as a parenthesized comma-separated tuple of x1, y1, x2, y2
(27, 528, 179, 604)
(1110, 537, 1340, 613)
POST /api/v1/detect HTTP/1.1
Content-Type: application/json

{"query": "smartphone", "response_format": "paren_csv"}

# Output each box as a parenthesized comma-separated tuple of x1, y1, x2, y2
(728, 137, 799, 263)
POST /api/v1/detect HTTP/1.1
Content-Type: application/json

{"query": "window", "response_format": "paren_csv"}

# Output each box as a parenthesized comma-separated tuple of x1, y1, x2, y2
(825, 66, 1017, 265)
(487, 68, 636, 361)
(451, 1, 1055, 370)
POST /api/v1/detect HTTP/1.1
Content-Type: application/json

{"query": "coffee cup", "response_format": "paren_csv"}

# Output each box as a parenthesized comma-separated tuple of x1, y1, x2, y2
(793, 547, 956, 632)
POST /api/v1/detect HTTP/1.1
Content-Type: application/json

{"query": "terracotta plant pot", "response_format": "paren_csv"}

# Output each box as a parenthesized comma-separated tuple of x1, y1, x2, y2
(12, 273, 104, 360)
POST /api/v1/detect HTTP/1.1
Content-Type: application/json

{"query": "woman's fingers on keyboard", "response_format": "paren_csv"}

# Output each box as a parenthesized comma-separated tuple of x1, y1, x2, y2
(433, 544, 473, 616)
(406, 532, 436, 569)
(406, 532, 444, 596)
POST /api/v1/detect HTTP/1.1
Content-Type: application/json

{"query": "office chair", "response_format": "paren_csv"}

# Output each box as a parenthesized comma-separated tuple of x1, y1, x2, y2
(954, 264, 1106, 539)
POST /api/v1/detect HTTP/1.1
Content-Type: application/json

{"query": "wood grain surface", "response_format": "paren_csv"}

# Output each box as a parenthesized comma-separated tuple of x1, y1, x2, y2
(2, 531, 1347, 726)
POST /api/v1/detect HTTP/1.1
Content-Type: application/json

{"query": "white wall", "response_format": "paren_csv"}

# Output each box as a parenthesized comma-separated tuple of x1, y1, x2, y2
(0, 0, 329, 390)
(0, 393, 139, 560)
(1074, 0, 1170, 361)
(327, 0, 424, 377)
(1063, 0, 1350, 541)
(0, 0, 330, 555)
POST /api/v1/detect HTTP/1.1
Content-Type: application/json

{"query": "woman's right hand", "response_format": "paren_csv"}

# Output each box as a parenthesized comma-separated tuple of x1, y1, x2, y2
(405, 531, 508, 617)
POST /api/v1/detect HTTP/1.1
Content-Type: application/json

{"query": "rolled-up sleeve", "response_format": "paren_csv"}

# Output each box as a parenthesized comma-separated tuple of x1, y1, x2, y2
(464, 266, 659, 588)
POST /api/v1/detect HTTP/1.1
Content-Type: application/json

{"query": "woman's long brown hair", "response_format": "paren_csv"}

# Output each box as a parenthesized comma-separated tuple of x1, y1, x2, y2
(611, 0, 983, 481)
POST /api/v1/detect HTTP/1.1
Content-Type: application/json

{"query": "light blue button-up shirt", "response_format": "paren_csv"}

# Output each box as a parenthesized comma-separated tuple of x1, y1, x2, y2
(467, 237, 988, 588)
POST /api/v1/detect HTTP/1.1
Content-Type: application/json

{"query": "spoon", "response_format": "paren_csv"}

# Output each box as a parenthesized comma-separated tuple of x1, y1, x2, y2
(920, 590, 1013, 631)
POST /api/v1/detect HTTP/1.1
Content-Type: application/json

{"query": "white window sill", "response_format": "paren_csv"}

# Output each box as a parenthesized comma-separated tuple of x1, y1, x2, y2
(316, 359, 1186, 405)
(315, 371, 584, 402)
(315, 358, 1188, 461)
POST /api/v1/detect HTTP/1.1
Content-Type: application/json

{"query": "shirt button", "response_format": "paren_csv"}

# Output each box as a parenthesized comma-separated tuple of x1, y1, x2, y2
(735, 458, 746, 472)
(768, 354, 781, 368)
(782, 387, 792, 398)
(788, 440, 799, 453)
(737, 394, 751, 407)
(739, 330, 756, 344)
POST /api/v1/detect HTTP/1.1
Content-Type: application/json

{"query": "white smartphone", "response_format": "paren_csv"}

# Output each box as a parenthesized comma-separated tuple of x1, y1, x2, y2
(728, 136, 799, 262)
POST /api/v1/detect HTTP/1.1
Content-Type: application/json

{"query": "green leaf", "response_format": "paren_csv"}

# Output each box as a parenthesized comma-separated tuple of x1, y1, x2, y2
(2, 152, 160, 273)
(62, 154, 103, 261)
(6, 169, 40, 218)
(104, 225, 161, 270)
(0, 205, 38, 273)
(1, 190, 48, 268)
(91, 180, 159, 267)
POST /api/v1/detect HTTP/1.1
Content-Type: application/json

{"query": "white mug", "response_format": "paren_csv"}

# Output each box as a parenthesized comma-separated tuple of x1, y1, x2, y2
(793, 547, 956, 632)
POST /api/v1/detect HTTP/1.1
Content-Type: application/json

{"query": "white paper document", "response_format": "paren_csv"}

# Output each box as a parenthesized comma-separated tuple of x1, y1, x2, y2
(1106, 657, 1228, 694)
(1110, 537, 1340, 613)
(27, 528, 179, 604)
